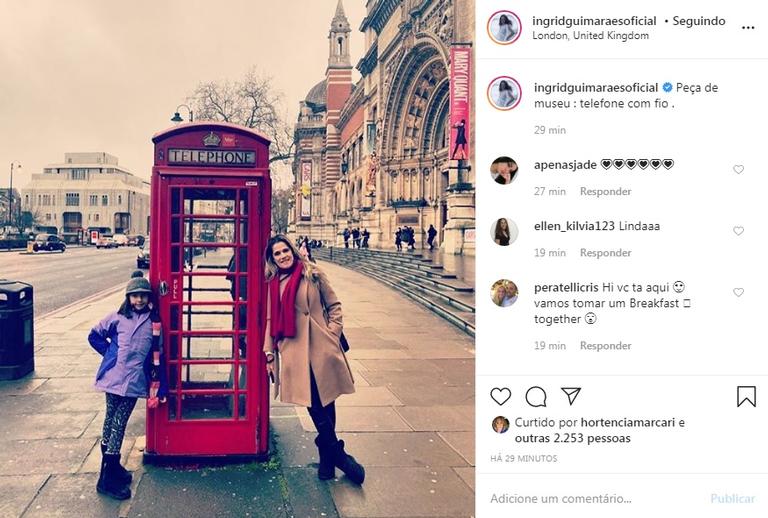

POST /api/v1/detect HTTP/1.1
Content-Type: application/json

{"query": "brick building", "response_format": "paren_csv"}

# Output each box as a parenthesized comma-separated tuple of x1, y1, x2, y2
(291, 0, 474, 254)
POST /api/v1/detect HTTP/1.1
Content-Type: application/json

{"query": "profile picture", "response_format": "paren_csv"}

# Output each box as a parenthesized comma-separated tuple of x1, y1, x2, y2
(491, 279, 518, 307)
(491, 156, 518, 185)
(487, 11, 521, 45)
(492, 416, 510, 434)
(491, 218, 518, 246)
(487, 76, 521, 110)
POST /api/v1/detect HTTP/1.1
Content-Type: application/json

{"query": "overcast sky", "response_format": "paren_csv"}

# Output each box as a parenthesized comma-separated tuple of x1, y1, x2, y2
(0, 0, 366, 191)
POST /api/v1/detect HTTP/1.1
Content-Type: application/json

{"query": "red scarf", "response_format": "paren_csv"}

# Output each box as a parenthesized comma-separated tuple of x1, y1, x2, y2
(269, 262, 304, 347)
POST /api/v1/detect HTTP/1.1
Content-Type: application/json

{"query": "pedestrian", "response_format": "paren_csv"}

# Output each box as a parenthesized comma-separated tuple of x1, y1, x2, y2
(343, 228, 350, 249)
(395, 227, 403, 251)
(407, 226, 416, 250)
(88, 271, 167, 500)
(352, 227, 360, 249)
(361, 228, 370, 248)
(427, 224, 437, 250)
(263, 235, 365, 484)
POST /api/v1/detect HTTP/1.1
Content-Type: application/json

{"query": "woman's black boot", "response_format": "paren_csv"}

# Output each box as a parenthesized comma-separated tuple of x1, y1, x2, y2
(333, 440, 365, 484)
(315, 437, 337, 480)
(96, 454, 131, 500)
(101, 442, 132, 484)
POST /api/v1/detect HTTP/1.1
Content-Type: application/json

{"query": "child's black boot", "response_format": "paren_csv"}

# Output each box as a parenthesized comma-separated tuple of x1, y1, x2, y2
(96, 453, 131, 500)
(100, 442, 132, 484)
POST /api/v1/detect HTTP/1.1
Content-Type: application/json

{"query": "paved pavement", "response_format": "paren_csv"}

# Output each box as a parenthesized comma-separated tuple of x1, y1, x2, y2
(0, 261, 475, 517)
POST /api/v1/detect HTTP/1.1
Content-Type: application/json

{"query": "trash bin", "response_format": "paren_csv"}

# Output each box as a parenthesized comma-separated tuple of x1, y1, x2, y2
(0, 280, 34, 380)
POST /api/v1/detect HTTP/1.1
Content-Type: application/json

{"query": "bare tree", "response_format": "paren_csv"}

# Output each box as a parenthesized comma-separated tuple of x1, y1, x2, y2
(271, 188, 292, 235)
(189, 67, 295, 164)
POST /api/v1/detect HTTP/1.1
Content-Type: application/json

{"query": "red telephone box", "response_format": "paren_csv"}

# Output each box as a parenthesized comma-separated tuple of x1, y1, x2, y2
(145, 122, 271, 461)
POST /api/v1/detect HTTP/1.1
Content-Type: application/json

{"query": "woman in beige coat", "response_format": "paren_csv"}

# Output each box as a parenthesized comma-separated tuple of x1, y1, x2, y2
(263, 235, 364, 484)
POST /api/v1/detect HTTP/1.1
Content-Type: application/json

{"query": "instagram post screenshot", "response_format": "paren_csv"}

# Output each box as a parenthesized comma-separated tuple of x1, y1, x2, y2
(2, 1, 766, 517)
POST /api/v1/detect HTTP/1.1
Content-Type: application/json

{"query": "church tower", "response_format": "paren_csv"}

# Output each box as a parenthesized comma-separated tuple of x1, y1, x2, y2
(324, 0, 353, 189)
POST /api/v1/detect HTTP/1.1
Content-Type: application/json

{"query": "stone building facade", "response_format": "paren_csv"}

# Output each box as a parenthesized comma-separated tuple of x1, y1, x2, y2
(291, 0, 474, 254)
(22, 152, 150, 242)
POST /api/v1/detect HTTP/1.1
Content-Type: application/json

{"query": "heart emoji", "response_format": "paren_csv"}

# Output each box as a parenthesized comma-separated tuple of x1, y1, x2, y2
(625, 159, 637, 169)
(663, 159, 674, 170)
(613, 159, 624, 170)
(638, 159, 649, 169)
(601, 159, 612, 170)
(490, 387, 512, 406)
(733, 226, 744, 236)
(733, 165, 744, 174)
(733, 288, 744, 297)
(650, 159, 661, 170)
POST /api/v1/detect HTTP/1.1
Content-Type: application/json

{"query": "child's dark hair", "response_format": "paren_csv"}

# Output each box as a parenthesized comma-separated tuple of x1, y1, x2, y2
(118, 296, 134, 318)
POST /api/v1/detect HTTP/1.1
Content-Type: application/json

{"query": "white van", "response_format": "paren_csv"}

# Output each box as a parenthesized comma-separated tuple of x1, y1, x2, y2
(112, 233, 129, 246)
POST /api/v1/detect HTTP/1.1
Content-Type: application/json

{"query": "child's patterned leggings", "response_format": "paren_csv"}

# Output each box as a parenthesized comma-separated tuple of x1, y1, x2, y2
(101, 393, 138, 455)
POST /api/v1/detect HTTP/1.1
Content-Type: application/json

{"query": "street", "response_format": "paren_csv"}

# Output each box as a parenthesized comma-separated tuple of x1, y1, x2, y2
(0, 246, 142, 317)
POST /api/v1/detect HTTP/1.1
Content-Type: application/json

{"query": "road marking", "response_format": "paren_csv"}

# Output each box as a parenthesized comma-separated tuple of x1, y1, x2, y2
(75, 274, 85, 279)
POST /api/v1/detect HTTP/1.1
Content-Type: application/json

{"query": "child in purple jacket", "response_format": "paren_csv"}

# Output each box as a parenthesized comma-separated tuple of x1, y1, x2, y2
(88, 271, 167, 500)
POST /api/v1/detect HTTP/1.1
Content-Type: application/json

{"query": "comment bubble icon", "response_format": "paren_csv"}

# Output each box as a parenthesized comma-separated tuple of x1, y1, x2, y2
(525, 386, 547, 408)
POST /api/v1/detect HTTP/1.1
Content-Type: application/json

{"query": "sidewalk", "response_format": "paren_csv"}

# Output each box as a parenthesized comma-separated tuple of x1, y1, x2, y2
(0, 261, 474, 518)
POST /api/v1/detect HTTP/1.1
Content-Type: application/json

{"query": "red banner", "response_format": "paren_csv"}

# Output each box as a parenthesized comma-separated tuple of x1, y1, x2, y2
(449, 46, 471, 161)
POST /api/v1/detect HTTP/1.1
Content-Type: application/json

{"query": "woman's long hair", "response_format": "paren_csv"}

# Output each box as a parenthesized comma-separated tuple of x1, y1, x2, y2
(264, 234, 315, 282)
(117, 295, 156, 319)
(499, 14, 511, 25)
(495, 219, 510, 242)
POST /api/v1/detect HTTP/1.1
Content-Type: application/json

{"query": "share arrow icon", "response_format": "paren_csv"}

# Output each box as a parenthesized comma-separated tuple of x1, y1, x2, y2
(561, 387, 582, 406)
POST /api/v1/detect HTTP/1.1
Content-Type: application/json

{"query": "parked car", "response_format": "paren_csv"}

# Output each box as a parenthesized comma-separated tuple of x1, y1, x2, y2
(126, 234, 145, 247)
(137, 246, 150, 269)
(32, 233, 66, 253)
(96, 236, 118, 249)
(112, 233, 129, 246)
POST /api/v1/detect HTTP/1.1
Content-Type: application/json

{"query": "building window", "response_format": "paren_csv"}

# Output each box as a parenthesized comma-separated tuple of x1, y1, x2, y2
(118, 195, 122, 205)
(41, 194, 51, 206)
(102, 195, 108, 206)
(71, 169, 87, 180)
(45, 213, 51, 221)
(94, 213, 100, 222)
(65, 193, 80, 206)
(89, 194, 98, 206)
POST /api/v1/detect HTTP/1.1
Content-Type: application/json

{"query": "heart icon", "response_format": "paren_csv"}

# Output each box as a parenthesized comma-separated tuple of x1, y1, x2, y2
(663, 159, 674, 170)
(733, 288, 744, 297)
(638, 159, 649, 169)
(625, 159, 637, 170)
(601, 159, 612, 170)
(490, 387, 511, 406)
(733, 165, 744, 174)
(733, 226, 744, 236)
(650, 159, 661, 170)
(613, 159, 624, 170)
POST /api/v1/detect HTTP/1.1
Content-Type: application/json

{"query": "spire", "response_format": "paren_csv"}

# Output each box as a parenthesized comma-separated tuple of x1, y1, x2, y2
(331, 0, 351, 32)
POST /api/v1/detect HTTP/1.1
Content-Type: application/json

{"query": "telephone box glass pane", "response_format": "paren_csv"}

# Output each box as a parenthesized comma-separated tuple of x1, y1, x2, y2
(171, 188, 181, 214)
(178, 335, 236, 360)
(182, 246, 232, 273)
(179, 363, 241, 390)
(239, 221, 248, 244)
(171, 246, 180, 272)
(184, 218, 236, 243)
(181, 394, 234, 420)
(238, 189, 248, 215)
(181, 304, 234, 332)
(183, 188, 236, 215)
(171, 217, 181, 243)
(170, 306, 179, 331)
(182, 275, 232, 302)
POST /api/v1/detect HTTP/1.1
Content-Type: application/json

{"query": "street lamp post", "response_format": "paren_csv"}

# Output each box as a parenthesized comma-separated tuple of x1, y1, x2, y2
(171, 104, 194, 123)
(8, 161, 21, 228)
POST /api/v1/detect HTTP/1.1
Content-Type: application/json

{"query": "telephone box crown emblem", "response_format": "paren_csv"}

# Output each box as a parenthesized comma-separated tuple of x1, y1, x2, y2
(203, 132, 221, 147)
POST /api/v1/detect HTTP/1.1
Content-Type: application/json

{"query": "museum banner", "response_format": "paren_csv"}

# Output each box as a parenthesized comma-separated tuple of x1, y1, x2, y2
(449, 45, 471, 161)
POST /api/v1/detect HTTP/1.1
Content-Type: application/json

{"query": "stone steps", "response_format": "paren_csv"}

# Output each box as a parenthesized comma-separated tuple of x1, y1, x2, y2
(312, 247, 475, 336)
